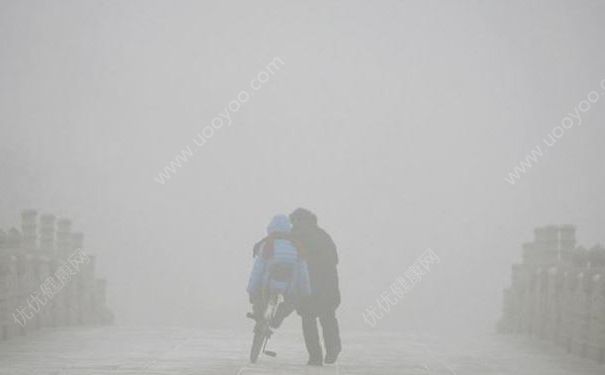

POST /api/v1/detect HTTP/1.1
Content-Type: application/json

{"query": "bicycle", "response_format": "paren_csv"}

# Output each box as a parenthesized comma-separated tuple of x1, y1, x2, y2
(247, 291, 284, 363)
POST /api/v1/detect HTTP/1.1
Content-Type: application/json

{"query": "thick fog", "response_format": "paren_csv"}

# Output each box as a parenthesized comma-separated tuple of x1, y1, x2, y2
(1, 0, 604, 340)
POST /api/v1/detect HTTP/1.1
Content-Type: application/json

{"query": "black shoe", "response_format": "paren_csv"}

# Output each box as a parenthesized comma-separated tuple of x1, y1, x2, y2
(324, 350, 340, 364)
(307, 358, 323, 366)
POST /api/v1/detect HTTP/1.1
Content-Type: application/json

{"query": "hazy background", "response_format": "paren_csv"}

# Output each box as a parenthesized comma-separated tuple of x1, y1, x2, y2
(1, 0, 604, 336)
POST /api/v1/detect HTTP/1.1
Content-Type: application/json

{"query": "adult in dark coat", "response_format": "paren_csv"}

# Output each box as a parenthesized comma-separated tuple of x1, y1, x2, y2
(289, 208, 341, 366)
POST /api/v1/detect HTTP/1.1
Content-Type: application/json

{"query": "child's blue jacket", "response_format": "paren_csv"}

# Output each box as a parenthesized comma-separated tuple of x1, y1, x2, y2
(247, 215, 312, 302)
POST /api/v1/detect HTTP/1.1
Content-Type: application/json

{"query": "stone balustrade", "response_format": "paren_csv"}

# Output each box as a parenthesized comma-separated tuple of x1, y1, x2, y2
(499, 225, 605, 363)
(0, 210, 113, 341)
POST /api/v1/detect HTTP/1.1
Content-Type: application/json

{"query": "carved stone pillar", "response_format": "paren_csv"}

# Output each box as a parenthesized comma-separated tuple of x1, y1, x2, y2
(559, 225, 576, 263)
(56, 219, 72, 259)
(66, 232, 84, 325)
(6, 228, 22, 251)
(94, 278, 113, 325)
(588, 244, 605, 269)
(522, 242, 536, 264)
(0, 229, 6, 250)
(533, 226, 558, 265)
(21, 210, 38, 252)
(5, 228, 25, 336)
(39, 214, 56, 255)
(52, 219, 71, 327)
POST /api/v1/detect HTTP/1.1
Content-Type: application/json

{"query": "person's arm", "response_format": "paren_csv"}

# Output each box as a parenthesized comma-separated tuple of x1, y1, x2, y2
(252, 236, 267, 258)
(247, 252, 266, 298)
(323, 230, 339, 266)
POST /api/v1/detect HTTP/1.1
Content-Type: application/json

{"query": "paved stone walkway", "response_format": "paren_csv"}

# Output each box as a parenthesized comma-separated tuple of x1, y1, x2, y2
(0, 327, 603, 374)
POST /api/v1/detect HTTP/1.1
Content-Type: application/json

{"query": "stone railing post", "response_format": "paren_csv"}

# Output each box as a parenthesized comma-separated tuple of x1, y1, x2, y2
(571, 270, 595, 358)
(6, 228, 26, 337)
(586, 272, 604, 362)
(52, 218, 72, 326)
(94, 278, 113, 325)
(586, 244, 605, 362)
(0, 229, 9, 339)
(65, 232, 84, 325)
(511, 263, 528, 333)
(535, 267, 550, 339)
(559, 225, 576, 263)
(55, 219, 72, 259)
(39, 214, 56, 255)
(73, 233, 94, 325)
(546, 266, 565, 343)
(501, 225, 604, 365)
(596, 273, 605, 363)
(21, 210, 38, 252)
(35, 214, 55, 328)
(0, 211, 112, 340)
(559, 269, 577, 352)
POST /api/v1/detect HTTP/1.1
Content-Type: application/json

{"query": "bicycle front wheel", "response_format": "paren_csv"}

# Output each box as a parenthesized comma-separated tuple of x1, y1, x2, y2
(250, 325, 267, 363)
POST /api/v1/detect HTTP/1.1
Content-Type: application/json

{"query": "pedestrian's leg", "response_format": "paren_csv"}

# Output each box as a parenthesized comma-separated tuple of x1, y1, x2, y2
(319, 310, 341, 363)
(301, 314, 323, 365)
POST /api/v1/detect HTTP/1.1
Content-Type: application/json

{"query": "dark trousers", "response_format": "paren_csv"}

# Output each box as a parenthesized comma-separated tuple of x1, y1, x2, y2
(301, 310, 341, 360)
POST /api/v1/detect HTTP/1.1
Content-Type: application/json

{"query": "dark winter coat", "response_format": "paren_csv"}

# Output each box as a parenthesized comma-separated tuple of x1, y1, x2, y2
(291, 224, 341, 315)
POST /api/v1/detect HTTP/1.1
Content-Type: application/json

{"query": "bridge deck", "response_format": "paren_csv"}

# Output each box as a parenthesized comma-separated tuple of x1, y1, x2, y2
(0, 327, 603, 374)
